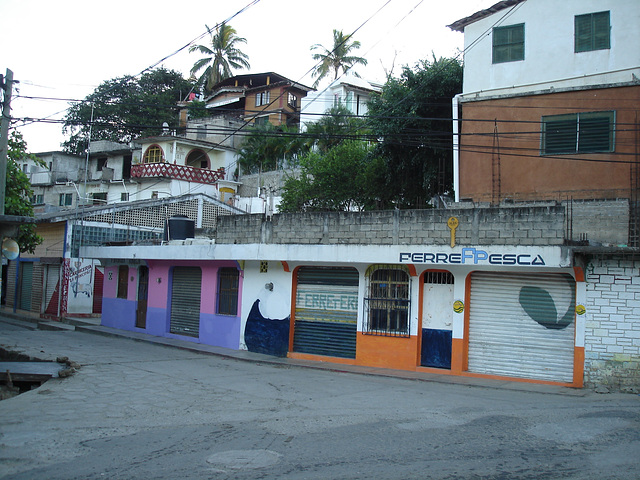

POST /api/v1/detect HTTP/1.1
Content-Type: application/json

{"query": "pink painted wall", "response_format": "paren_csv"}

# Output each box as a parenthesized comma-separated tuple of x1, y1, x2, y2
(104, 266, 118, 298)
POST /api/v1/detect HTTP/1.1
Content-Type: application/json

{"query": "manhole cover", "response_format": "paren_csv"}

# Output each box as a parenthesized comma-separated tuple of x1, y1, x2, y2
(206, 449, 281, 470)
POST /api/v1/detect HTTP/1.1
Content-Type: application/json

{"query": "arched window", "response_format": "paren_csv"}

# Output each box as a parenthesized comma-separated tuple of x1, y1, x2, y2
(143, 145, 165, 163)
(364, 265, 410, 337)
(185, 149, 210, 169)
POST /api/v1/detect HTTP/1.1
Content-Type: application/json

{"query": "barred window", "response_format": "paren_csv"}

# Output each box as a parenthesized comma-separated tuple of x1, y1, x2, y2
(364, 266, 410, 337)
(217, 267, 239, 315)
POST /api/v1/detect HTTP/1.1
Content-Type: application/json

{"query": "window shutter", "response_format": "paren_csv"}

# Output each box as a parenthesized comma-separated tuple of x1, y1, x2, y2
(575, 15, 592, 52)
(593, 11, 610, 50)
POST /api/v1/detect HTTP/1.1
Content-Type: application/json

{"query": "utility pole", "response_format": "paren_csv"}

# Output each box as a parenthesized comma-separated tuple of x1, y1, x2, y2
(0, 68, 14, 215)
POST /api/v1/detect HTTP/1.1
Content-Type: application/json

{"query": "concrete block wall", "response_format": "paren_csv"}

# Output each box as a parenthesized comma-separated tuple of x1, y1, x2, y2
(584, 256, 640, 392)
(216, 206, 566, 246)
(565, 199, 629, 246)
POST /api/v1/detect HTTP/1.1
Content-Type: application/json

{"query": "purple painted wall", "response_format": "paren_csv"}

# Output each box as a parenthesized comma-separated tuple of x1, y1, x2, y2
(101, 260, 242, 350)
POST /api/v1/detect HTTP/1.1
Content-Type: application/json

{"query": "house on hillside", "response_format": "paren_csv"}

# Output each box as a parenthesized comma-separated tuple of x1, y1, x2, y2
(447, 0, 640, 390)
(448, 0, 640, 230)
(204, 72, 314, 129)
(300, 74, 382, 128)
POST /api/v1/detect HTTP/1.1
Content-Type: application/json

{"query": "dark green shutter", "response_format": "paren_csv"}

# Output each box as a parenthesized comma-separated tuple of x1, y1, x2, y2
(19, 262, 33, 311)
(170, 267, 202, 337)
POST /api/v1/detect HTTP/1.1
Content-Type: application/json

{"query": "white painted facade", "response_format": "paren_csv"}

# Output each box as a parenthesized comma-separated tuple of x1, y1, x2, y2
(458, 0, 640, 97)
(300, 75, 382, 129)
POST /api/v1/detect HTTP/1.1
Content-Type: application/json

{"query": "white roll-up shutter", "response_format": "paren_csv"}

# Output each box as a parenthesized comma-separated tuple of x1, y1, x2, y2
(468, 272, 575, 383)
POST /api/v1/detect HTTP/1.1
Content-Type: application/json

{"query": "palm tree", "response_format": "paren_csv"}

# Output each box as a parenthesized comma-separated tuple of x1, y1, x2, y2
(189, 23, 251, 93)
(310, 29, 368, 88)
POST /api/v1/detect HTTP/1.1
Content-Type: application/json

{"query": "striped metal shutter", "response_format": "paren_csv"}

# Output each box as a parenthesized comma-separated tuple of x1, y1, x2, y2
(19, 262, 33, 311)
(293, 267, 359, 359)
(170, 267, 202, 337)
(468, 272, 576, 383)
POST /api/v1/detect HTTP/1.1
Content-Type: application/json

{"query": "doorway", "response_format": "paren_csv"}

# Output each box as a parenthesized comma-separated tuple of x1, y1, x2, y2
(136, 266, 149, 329)
(420, 271, 454, 369)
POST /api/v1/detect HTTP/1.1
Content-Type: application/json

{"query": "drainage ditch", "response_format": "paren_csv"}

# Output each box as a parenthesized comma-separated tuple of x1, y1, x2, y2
(0, 347, 78, 400)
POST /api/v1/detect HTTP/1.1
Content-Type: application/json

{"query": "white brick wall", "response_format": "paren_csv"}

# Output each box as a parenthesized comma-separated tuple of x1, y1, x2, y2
(584, 257, 640, 391)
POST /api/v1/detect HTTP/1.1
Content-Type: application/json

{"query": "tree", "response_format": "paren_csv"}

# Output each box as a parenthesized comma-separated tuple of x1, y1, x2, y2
(62, 68, 196, 155)
(238, 123, 307, 174)
(279, 141, 384, 212)
(304, 105, 366, 153)
(5, 131, 43, 253)
(366, 56, 463, 209)
(310, 29, 368, 88)
(189, 23, 250, 93)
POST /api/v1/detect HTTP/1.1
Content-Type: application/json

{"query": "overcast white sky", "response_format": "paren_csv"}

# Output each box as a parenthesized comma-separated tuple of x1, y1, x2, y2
(1, 0, 495, 153)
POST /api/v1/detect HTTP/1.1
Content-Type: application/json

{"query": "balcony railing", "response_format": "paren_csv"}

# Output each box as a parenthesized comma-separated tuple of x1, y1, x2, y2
(131, 162, 225, 185)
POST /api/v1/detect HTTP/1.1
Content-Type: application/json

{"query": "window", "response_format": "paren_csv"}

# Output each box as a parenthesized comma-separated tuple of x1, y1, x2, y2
(59, 193, 73, 206)
(254, 116, 270, 126)
(31, 194, 44, 205)
(575, 11, 610, 53)
(97, 157, 108, 171)
(217, 267, 239, 315)
(117, 265, 128, 299)
(364, 266, 410, 337)
(493, 24, 525, 64)
(121, 192, 129, 201)
(92, 192, 107, 205)
(143, 145, 165, 163)
(256, 91, 270, 107)
(288, 92, 298, 108)
(542, 111, 614, 155)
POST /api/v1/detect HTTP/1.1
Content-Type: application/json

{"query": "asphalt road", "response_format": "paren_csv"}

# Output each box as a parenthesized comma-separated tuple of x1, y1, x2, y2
(1, 318, 639, 480)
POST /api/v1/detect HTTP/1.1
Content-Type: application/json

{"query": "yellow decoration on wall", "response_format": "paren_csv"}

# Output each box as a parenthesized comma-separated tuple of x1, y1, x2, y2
(576, 305, 586, 315)
(453, 300, 464, 314)
(447, 217, 459, 248)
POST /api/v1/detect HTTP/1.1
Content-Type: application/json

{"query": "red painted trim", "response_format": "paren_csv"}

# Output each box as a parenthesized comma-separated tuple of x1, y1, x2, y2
(289, 266, 300, 352)
(281, 261, 290, 273)
(573, 266, 585, 282)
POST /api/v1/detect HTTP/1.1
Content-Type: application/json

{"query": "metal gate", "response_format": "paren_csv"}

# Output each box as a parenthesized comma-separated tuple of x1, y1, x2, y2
(19, 262, 33, 311)
(93, 267, 104, 314)
(468, 272, 576, 382)
(170, 267, 202, 337)
(293, 267, 359, 359)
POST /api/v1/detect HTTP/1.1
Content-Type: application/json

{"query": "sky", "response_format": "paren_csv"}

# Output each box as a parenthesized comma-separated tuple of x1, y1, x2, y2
(1, 0, 496, 153)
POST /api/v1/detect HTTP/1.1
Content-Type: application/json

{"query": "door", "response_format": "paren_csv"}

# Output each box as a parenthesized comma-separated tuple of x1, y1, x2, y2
(293, 267, 359, 359)
(19, 262, 33, 311)
(136, 266, 149, 328)
(420, 271, 454, 368)
(44, 264, 61, 316)
(92, 267, 104, 314)
(468, 272, 576, 382)
(169, 266, 202, 337)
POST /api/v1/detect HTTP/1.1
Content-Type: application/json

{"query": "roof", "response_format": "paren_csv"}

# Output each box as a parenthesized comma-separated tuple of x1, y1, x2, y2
(447, 0, 527, 32)
(209, 72, 314, 95)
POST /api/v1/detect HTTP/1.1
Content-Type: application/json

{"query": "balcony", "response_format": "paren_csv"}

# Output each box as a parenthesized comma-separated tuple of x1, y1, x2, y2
(131, 162, 225, 185)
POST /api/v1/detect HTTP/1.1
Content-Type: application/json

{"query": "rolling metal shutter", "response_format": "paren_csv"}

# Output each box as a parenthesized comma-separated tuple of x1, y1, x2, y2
(19, 262, 33, 311)
(170, 267, 202, 337)
(468, 272, 576, 383)
(293, 267, 359, 359)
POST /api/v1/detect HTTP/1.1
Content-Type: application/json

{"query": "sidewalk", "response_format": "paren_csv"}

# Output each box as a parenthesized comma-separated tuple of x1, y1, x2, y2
(0, 308, 587, 396)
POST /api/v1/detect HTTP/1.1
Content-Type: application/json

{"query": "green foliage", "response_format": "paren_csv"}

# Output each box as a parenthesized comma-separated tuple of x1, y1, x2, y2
(5, 131, 43, 253)
(189, 23, 250, 93)
(305, 105, 367, 153)
(311, 30, 368, 88)
(279, 141, 384, 212)
(367, 56, 463, 209)
(62, 68, 197, 155)
(186, 100, 210, 120)
(238, 124, 307, 174)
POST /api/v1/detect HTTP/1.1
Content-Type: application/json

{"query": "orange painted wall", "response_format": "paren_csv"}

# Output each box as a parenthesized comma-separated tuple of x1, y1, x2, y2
(356, 333, 419, 371)
(459, 85, 640, 202)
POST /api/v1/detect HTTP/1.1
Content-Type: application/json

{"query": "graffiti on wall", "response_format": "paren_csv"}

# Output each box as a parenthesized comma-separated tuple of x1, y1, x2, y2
(69, 262, 93, 298)
(244, 300, 290, 357)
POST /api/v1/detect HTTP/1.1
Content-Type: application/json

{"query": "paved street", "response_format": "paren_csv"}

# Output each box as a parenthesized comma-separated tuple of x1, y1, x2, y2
(1, 316, 639, 480)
